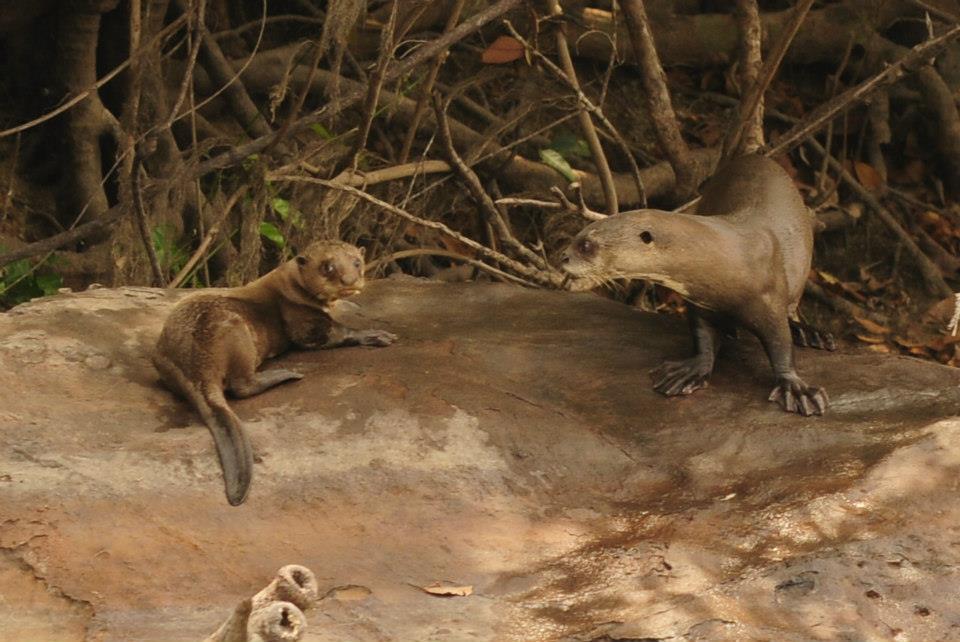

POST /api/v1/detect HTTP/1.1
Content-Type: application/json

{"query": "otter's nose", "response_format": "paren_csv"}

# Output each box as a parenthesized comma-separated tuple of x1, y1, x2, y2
(340, 272, 359, 286)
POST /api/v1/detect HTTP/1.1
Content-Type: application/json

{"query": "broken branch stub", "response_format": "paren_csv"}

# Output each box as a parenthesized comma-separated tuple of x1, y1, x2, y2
(204, 565, 318, 642)
(551, 183, 608, 222)
(251, 564, 319, 612)
(247, 601, 306, 642)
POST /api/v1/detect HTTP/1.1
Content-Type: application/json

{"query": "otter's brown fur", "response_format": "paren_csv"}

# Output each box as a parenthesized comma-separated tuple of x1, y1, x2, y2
(153, 240, 396, 505)
(562, 155, 832, 416)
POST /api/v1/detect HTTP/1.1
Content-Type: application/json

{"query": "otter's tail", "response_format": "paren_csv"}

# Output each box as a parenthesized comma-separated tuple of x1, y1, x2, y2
(153, 354, 254, 506)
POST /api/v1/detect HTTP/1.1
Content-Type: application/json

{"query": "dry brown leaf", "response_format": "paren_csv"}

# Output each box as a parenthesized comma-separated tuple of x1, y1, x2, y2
(439, 234, 477, 258)
(855, 333, 887, 344)
(867, 343, 892, 353)
(817, 270, 840, 285)
(839, 281, 868, 302)
(893, 336, 927, 349)
(420, 583, 473, 597)
(854, 316, 891, 335)
(481, 36, 524, 64)
(854, 161, 884, 192)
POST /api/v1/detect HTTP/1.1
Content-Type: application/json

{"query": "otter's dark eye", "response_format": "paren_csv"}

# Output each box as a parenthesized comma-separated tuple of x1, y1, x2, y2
(639, 231, 653, 244)
(295, 255, 307, 266)
(575, 237, 597, 258)
(353, 258, 361, 269)
(321, 261, 336, 276)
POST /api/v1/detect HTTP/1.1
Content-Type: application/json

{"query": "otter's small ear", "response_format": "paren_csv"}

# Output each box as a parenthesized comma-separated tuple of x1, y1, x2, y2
(358, 246, 366, 258)
(295, 255, 308, 266)
(639, 231, 653, 244)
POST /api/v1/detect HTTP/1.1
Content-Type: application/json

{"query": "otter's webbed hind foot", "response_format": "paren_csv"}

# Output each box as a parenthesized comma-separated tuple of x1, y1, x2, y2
(768, 375, 829, 416)
(650, 357, 713, 396)
(789, 320, 837, 351)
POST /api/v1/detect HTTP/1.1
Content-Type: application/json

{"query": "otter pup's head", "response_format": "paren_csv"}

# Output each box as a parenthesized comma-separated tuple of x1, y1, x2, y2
(561, 210, 669, 286)
(294, 240, 366, 302)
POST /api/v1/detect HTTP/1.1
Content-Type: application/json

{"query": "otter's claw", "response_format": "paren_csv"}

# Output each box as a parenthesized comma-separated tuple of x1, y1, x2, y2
(768, 377, 829, 416)
(357, 329, 397, 347)
(651, 358, 712, 396)
(789, 320, 837, 351)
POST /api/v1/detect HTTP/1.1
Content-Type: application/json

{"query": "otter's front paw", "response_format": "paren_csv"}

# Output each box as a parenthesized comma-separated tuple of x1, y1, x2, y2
(357, 329, 397, 346)
(650, 358, 712, 396)
(768, 377, 828, 416)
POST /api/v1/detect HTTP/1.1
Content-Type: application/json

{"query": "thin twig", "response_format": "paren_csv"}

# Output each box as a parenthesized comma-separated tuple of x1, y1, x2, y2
(398, 0, 467, 163)
(904, 0, 958, 22)
(804, 281, 885, 324)
(365, 248, 539, 287)
(166, 0, 206, 129)
(213, 14, 325, 40)
(0, 14, 189, 139)
(545, 0, 618, 216)
(768, 23, 960, 157)
(266, 174, 565, 288)
(432, 93, 553, 272)
(0, 207, 124, 268)
(346, 0, 399, 172)
(803, 137, 952, 298)
(169, 186, 247, 288)
(328, 160, 452, 186)
(176, 0, 271, 138)
(132, 150, 165, 287)
(550, 184, 606, 221)
(495, 197, 563, 209)
(504, 21, 647, 207)
(192, 0, 524, 177)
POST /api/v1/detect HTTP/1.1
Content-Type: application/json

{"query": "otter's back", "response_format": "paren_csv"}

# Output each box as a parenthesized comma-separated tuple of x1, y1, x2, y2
(695, 155, 813, 304)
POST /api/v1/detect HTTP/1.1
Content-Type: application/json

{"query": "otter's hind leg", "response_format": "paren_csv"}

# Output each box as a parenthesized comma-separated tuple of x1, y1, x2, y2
(230, 369, 304, 398)
(651, 308, 719, 396)
(755, 313, 829, 416)
(223, 328, 303, 399)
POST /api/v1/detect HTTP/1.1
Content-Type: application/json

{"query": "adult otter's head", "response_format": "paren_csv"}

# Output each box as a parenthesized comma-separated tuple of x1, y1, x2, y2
(561, 210, 688, 292)
(294, 240, 366, 302)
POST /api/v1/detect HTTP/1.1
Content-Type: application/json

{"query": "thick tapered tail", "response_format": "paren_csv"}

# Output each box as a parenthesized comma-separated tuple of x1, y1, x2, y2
(153, 355, 254, 505)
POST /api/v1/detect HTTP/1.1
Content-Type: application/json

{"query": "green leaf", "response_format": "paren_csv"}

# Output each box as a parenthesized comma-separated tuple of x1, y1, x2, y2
(259, 222, 285, 248)
(310, 123, 333, 139)
(289, 206, 304, 229)
(35, 274, 62, 296)
(549, 130, 592, 158)
(539, 149, 577, 183)
(271, 197, 291, 221)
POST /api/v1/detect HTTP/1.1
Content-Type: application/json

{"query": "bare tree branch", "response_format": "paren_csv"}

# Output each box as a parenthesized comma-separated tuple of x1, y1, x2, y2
(724, 0, 814, 160)
(191, 0, 523, 178)
(620, 0, 695, 201)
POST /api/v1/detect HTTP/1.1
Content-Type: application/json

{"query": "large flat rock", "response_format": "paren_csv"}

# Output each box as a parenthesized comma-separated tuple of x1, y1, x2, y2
(1, 278, 959, 641)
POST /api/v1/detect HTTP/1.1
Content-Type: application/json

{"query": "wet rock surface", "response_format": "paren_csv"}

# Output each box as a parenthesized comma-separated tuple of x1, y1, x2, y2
(1, 278, 959, 641)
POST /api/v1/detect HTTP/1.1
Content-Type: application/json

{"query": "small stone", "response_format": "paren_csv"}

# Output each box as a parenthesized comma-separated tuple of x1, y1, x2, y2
(85, 355, 112, 370)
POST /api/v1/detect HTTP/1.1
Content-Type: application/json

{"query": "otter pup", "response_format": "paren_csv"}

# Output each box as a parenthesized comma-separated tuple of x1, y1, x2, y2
(153, 240, 396, 505)
(561, 155, 832, 416)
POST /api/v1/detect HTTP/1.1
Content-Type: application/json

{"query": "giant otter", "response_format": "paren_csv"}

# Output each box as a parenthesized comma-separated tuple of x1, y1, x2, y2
(561, 155, 833, 416)
(153, 240, 396, 505)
